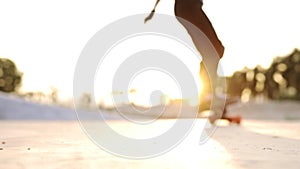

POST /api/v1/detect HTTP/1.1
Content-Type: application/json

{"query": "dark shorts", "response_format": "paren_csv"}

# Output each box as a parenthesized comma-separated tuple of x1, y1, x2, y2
(176, 0, 203, 5)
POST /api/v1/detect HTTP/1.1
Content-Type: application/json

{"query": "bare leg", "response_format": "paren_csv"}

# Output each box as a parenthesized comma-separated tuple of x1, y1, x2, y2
(175, 1, 224, 58)
(174, 1, 224, 97)
(174, 1, 241, 124)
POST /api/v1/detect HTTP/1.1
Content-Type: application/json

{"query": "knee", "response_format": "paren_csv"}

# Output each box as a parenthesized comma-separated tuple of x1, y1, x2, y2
(218, 44, 225, 59)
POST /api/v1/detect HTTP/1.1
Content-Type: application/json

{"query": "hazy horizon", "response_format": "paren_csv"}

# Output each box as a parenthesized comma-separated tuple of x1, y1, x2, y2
(1, 0, 299, 106)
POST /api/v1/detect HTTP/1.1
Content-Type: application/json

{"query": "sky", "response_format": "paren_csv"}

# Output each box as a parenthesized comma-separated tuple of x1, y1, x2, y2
(0, 0, 299, 105)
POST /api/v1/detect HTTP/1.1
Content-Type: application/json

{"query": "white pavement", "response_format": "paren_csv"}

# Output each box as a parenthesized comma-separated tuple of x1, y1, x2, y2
(1, 119, 300, 169)
(1, 93, 300, 169)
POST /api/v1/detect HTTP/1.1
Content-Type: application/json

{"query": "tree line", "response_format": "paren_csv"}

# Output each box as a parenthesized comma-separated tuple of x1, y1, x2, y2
(227, 49, 300, 100)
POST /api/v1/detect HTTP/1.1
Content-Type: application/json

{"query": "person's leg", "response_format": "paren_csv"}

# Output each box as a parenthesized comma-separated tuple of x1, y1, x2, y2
(199, 62, 211, 99)
(175, 2, 224, 91)
(200, 62, 241, 124)
(175, 1, 228, 123)
(175, 2, 224, 58)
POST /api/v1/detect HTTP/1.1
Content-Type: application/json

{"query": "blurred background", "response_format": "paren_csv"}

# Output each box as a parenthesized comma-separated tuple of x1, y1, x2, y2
(0, 0, 299, 110)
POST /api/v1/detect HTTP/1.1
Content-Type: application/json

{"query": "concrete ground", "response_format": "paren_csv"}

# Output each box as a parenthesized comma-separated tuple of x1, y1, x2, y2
(1, 101, 300, 169)
(1, 119, 300, 169)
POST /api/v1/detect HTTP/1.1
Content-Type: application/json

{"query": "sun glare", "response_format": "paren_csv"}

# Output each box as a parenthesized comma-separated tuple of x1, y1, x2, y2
(94, 33, 201, 107)
(0, 0, 299, 105)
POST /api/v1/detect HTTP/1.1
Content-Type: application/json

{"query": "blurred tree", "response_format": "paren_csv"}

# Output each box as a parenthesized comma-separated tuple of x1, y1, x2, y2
(227, 49, 300, 100)
(79, 93, 92, 109)
(0, 58, 22, 93)
(226, 70, 247, 97)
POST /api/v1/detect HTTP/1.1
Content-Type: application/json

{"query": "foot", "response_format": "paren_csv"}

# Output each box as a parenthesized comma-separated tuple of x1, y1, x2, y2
(208, 114, 218, 124)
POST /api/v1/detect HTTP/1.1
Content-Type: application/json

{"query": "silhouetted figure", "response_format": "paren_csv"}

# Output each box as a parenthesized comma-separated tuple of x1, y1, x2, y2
(145, 0, 241, 124)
